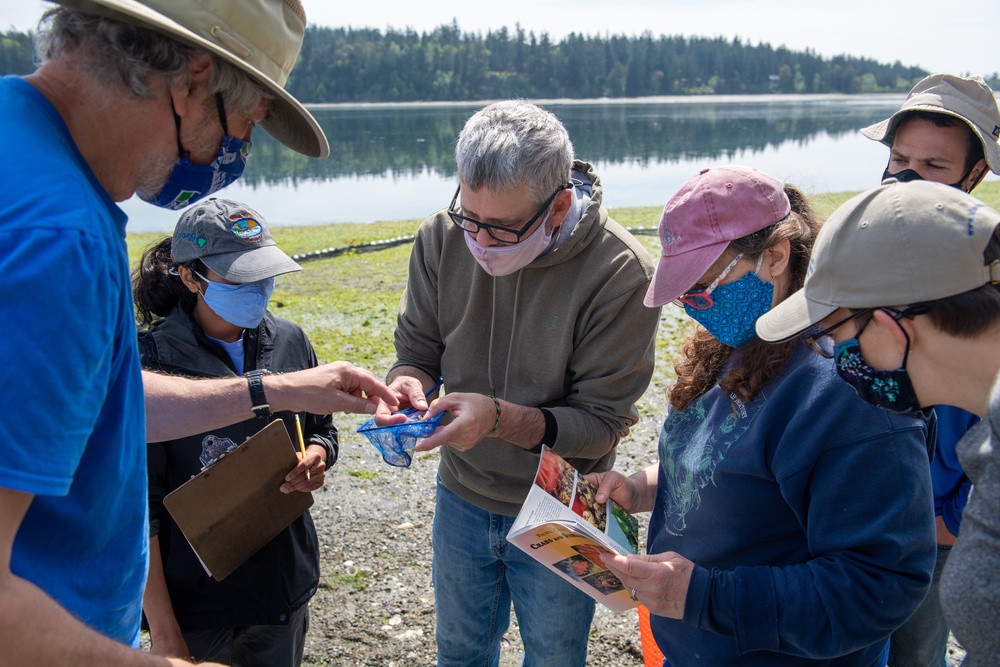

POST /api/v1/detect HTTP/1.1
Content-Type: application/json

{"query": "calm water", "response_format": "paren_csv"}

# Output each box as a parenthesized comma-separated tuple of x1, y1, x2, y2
(122, 94, 991, 232)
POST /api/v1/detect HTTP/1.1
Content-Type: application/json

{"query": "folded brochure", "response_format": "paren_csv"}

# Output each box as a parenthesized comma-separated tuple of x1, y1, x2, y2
(507, 445, 640, 612)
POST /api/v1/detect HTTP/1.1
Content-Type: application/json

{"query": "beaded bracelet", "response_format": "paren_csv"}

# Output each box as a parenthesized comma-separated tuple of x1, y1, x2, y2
(489, 395, 501, 435)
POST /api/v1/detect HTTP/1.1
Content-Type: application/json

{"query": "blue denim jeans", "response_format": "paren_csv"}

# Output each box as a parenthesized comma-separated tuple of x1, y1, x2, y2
(889, 544, 952, 667)
(432, 478, 597, 667)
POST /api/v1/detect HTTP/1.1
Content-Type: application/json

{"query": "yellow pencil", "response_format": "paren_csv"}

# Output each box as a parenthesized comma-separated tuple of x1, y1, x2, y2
(294, 414, 310, 481)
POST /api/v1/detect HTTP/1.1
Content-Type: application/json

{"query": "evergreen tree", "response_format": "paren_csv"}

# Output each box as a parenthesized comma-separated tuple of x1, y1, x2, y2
(0, 24, 933, 102)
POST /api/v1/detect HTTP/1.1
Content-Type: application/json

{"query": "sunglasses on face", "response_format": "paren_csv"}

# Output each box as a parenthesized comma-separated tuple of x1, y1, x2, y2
(803, 309, 875, 358)
(675, 254, 744, 310)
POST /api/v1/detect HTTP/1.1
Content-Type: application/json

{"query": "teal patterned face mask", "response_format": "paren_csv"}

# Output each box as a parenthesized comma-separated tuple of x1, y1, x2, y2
(684, 269, 774, 348)
(833, 338, 922, 415)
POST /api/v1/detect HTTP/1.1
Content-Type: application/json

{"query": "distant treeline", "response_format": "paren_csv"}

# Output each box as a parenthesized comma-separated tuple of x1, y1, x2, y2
(290, 23, 938, 101)
(4, 23, 1000, 102)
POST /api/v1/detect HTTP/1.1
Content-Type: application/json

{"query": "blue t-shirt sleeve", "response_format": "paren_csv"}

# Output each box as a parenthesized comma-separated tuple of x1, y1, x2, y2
(0, 226, 116, 495)
(932, 405, 978, 535)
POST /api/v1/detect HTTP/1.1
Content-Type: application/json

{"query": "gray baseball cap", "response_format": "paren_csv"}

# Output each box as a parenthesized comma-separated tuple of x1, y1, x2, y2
(861, 73, 1000, 175)
(756, 180, 1000, 342)
(171, 198, 301, 282)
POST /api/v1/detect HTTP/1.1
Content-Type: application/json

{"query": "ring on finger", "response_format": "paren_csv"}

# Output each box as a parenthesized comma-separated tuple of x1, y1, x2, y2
(629, 588, 638, 601)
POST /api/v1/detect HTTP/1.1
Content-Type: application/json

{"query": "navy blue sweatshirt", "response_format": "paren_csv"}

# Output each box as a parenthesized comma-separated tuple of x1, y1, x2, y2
(648, 344, 935, 666)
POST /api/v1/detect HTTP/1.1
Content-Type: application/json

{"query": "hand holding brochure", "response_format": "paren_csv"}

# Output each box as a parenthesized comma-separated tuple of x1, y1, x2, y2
(507, 446, 641, 612)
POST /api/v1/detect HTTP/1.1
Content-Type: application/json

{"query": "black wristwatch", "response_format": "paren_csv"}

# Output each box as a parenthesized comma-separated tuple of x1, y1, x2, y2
(245, 369, 272, 423)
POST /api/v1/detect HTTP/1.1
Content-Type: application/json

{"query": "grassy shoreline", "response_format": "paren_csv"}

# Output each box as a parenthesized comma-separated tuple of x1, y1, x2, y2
(126, 182, 1000, 370)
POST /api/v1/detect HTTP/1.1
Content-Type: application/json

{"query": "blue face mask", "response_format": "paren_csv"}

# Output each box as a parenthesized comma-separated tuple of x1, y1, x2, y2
(684, 270, 774, 348)
(833, 338, 922, 415)
(141, 94, 251, 210)
(195, 271, 274, 330)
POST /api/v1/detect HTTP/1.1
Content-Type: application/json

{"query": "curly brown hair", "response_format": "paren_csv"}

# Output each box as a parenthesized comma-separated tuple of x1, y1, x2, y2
(669, 184, 822, 411)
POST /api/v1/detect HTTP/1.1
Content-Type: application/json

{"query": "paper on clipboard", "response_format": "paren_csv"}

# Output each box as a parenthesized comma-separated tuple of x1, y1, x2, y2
(163, 419, 314, 581)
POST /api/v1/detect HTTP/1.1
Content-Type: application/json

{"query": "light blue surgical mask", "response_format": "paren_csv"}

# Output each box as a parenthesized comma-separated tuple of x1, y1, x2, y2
(141, 94, 251, 210)
(683, 256, 774, 348)
(194, 271, 273, 330)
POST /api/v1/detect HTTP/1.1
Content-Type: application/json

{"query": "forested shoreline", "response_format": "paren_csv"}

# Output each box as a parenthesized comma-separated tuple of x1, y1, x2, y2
(290, 23, 932, 101)
(5, 21, 999, 103)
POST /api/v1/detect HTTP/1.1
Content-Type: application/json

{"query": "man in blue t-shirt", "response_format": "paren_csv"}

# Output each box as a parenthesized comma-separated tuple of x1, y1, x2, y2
(859, 72, 1000, 667)
(0, 2, 393, 665)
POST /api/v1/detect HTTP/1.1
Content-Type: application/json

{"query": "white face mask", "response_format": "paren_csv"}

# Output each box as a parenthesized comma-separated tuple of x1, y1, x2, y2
(464, 209, 555, 276)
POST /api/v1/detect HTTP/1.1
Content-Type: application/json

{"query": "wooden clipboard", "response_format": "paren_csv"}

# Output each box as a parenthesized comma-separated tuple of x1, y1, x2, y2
(163, 419, 314, 581)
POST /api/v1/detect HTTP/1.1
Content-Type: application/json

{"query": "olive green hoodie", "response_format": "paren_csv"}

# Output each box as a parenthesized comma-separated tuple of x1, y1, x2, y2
(393, 161, 660, 515)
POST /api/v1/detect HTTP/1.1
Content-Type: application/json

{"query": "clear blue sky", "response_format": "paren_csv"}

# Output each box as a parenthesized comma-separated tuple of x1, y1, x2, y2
(5, 0, 997, 79)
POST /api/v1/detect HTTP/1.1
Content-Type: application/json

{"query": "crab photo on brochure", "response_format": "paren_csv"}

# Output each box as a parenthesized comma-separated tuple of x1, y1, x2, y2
(507, 446, 642, 613)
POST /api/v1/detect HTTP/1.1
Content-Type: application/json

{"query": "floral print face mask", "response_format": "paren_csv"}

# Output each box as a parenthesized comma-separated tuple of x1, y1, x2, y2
(833, 338, 922, 415)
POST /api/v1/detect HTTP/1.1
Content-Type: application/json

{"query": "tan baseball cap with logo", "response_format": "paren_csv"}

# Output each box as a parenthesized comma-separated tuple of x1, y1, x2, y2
(861, 73, 1000, 175)
(756, 179, 1000, 342)
(53, 0, 329, 159)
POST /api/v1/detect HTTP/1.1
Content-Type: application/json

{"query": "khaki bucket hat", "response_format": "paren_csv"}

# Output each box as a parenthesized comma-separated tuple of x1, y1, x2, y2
(861, 73, 1000, 176)
(53, 0, 329, 159)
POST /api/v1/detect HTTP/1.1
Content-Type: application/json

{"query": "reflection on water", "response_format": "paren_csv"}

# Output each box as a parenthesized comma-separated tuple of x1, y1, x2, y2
(122, 94, 968, 232)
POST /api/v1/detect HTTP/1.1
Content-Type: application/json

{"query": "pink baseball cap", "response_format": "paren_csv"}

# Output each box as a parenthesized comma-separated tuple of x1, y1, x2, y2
(644, 166, 792, 307)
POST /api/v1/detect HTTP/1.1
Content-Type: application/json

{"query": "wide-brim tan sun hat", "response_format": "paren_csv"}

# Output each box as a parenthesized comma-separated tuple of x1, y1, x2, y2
(53, 0, 329, 159)
(860, 73, 1000, 176)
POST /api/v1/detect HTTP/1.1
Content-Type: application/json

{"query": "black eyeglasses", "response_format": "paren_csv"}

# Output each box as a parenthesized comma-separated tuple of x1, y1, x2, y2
(803, 309, 874, 358)
(803, 305, 930, 358)
(448, 183, 571, 244)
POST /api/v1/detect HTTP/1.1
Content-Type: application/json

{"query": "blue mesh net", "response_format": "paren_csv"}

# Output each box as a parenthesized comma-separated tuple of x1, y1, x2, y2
(357, 408, 444, 467)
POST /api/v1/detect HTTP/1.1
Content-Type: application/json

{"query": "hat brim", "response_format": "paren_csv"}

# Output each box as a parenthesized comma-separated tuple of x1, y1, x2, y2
(54, 0, 329, 158)
(861, 108, 1000, 176)
(860, 118, 892, 146)
(755, 287, 838, 343)
(643, 241, 729, 308)
(202, 245, 302, 283)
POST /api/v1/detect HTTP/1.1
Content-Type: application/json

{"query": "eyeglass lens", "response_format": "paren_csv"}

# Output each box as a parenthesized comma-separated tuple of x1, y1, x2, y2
(448, 184, 567, 244)
(805, 309, 873, 358)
